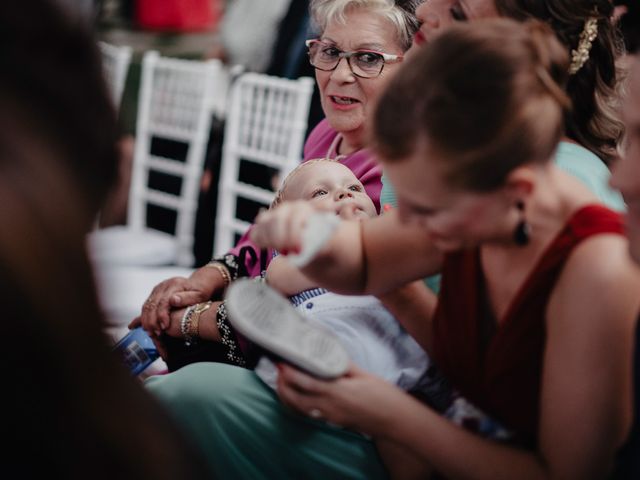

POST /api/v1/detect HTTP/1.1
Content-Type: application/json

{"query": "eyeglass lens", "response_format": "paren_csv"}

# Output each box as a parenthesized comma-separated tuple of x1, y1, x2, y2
(308, 42, 385, 78)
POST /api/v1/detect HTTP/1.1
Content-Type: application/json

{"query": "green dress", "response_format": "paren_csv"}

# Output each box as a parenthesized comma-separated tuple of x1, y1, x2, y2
(146, 362, 388, 479)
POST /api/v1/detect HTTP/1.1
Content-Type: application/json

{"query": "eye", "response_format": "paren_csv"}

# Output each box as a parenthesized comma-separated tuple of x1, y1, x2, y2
(320, 46, 341, 60)
(450, 3, 468, 21)
(311, 189, 328, 198)
(355, 51, 383, 66)
(348, 184, 363, 192)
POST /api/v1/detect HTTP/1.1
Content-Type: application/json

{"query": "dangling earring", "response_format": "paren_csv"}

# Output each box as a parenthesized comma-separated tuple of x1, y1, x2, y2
(513, 200, 531, 246)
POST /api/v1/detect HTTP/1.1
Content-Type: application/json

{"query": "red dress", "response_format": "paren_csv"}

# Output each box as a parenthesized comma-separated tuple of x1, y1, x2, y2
(431, 205, 624, 444)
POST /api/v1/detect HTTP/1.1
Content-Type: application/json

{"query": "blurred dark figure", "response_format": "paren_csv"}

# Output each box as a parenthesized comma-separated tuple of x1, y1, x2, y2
(267, 0, 322, 135)
(0, 1, 212, 477)
(614, 0, 640, 53)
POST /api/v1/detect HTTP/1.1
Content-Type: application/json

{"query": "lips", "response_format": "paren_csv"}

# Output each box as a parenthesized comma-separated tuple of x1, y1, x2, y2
(329, 95, 359, 105)
(413, 30, 427, 47)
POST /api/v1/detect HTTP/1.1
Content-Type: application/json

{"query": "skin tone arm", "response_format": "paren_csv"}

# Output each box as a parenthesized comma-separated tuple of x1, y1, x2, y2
(251, 202, 444, 295)
(130, 264, 228, 337)
(376, 279, 438, 353)
(274, 235, 640, 479)
(266, 255, 318, 296)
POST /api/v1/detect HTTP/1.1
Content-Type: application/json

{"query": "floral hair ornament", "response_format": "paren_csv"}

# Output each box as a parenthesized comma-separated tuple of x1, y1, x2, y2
(569, 16, 598, 75)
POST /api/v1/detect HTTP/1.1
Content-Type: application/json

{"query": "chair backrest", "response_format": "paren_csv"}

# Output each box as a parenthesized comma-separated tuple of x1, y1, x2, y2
(129, 50, 229, 267)
(99, 41, 133, 110)
(213, 73, 314, 257)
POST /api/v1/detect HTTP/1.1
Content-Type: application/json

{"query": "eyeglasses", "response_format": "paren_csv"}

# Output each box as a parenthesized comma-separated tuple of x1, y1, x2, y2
(305, 39, 403, 79)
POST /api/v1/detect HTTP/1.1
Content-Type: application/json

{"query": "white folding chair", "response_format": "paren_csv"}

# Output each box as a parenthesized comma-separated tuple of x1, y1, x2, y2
(99, 41, 133, 110)
(214, 72, 314, 256)
(89, 50, 229, 268)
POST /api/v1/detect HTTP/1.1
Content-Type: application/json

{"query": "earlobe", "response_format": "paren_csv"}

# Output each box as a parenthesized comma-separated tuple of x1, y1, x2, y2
(504, 167, 535, 202)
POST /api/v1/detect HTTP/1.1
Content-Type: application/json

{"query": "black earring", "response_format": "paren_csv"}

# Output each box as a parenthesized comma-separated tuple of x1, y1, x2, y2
(513, 200, 530, 246)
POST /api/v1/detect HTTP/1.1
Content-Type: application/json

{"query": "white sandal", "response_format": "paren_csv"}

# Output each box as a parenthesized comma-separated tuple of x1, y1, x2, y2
(225, 279, 349, 379)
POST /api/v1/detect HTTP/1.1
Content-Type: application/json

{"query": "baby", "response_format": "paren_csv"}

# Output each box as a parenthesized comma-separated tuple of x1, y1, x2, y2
(248, 159, 513, 445)
(252, 159, 432, 392)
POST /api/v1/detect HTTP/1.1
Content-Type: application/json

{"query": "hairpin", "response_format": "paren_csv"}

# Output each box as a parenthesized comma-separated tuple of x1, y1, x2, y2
(569, 17, 598, 75)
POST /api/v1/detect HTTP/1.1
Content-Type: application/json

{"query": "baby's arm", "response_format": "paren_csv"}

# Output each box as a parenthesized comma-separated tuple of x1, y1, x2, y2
(266, 255, 317, 296)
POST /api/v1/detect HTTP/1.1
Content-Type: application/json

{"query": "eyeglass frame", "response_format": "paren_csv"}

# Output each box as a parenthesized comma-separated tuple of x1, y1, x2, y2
(305, 39, 404, 79)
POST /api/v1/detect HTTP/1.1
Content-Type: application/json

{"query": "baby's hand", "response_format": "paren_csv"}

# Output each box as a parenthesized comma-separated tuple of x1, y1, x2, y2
(251, 201, 322, 254)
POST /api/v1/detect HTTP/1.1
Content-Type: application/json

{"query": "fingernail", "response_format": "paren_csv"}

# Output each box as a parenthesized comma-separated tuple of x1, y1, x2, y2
(383, 204, 393, 212)
(173, 295, 181, 303)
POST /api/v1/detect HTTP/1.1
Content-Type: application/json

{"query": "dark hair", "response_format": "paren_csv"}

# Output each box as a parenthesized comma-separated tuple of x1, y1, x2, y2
(614, 0, 640, 53)
(0, 1, 211, 477)
(0, 0, 119, 225)
(494, 0, 624, 165)
(374, 18, 570, 192)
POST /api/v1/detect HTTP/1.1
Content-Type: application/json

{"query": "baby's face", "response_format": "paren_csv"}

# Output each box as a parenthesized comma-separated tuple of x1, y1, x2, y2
(285, 162, 377, 219)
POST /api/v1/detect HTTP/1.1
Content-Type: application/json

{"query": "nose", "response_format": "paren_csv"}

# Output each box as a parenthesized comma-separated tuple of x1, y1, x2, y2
(415, 1, 442, 33)
(423, 12, 440, 30)
(336, 189, 354, 201)
(329, 57, 356, 83)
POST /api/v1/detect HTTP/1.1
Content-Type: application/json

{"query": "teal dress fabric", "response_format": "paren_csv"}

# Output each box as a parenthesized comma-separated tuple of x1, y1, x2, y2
(552, 142, 624, 211)
(380, 141, 625, 293)
(146, 363, 388, 480)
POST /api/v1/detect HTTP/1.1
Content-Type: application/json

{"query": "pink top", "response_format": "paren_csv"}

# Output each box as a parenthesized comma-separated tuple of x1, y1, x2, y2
(229, 119, 382, 277)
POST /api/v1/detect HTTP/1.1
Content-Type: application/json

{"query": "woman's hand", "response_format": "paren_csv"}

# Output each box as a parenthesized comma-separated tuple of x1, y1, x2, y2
(275, 363, 404, 437)
(129, 267, 227, 336)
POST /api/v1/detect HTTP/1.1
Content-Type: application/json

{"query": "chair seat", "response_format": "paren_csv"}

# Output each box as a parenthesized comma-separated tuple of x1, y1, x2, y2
(94, 263, 195, 326)
(88, 226, 178, 267)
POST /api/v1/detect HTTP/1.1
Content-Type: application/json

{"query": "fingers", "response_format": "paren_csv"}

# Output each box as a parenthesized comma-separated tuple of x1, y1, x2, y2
(139, 277, 191, 334)
(128, 316, 142, 329)
(140, 295, 162, 336)
(276, 364, 329, 411)
(252, 201, 315, 252)
(166, 308, 187, 338)
(170, 290, 207, 308)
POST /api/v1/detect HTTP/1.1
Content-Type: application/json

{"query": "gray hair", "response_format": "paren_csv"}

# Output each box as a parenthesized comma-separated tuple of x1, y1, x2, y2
(310, 0, 420, 51)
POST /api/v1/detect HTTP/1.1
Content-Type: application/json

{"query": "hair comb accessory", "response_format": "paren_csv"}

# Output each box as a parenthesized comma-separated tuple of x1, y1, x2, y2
(569, 16, 598, 75)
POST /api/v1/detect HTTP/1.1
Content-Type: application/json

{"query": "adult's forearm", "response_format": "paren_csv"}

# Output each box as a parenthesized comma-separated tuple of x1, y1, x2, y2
(377, 280, 436, 353)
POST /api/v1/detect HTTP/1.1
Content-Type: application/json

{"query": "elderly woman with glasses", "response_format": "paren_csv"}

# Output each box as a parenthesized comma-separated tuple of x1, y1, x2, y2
(131, 0, 420, 371)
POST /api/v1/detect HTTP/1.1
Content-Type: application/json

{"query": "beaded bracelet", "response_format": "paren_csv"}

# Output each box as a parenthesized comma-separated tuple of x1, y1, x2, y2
(215, 302, 246, 366)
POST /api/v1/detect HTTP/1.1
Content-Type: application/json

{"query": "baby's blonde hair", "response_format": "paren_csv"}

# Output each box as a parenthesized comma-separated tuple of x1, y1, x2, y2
(271, 158, 340, 208)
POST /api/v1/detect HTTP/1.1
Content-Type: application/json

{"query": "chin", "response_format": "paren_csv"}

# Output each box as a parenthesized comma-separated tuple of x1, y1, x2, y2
(432, 238, 464, 252)
(324, 112, 364, 135)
